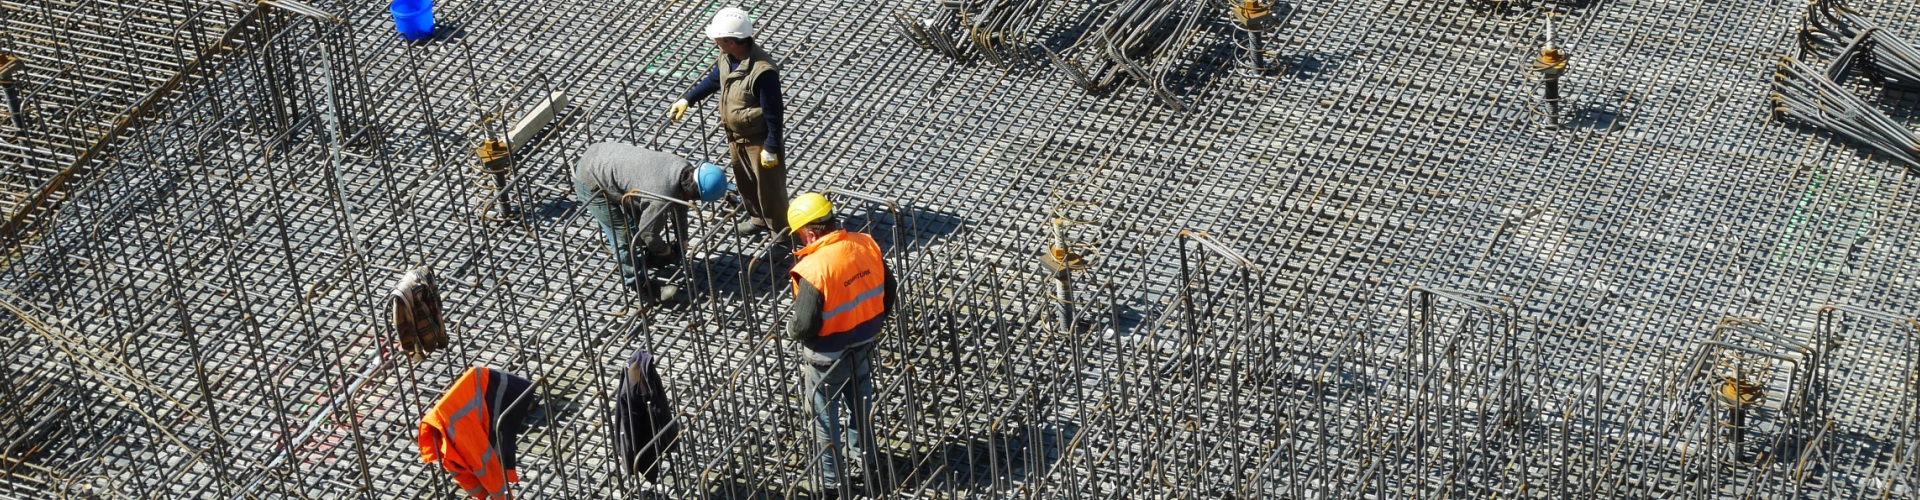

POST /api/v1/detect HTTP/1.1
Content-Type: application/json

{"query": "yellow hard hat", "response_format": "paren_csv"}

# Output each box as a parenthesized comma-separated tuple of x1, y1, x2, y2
(786, 192, 832, 233)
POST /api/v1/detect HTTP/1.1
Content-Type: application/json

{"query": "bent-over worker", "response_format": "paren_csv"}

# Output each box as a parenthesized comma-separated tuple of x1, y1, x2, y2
(572, 142, 726, 304)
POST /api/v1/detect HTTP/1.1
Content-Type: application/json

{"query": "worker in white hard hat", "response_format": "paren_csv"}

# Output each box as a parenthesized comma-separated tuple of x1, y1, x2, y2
(784, 193, 897, 498)
(669, 7, 792, 239)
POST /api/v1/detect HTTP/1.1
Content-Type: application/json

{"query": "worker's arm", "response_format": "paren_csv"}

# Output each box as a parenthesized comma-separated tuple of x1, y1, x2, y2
(681, 66, 721, 104)
(631, 200, 674, 254)
(756, 70, 785, 156)
(881, 264, 898, 319)
(787, 277, 824, 341)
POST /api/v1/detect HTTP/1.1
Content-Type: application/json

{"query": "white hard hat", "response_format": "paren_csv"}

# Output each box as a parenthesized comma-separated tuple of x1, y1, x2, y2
(705, 8, 754, 39)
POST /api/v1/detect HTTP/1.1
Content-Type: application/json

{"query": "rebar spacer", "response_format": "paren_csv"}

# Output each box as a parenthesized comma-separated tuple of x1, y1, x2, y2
(0, 54, 18, 78)
(476, 139, 512, 175)
(1714, 376, 1766, 409)
(1530, 47, 1568, 79)
(1232, 0, 1278, 31)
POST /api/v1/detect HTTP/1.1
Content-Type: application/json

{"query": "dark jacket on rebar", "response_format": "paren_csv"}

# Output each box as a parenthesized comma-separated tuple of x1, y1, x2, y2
(682, 45, 784, 155)
(573, 142, 698, 238)
(613, 349, 679, 481)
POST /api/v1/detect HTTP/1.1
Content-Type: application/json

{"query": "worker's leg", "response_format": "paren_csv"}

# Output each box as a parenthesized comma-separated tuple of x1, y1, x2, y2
(800, 362, 836, 487)
(844, 345, 876, 480)
(730, 141, 790, 233)
(752, 144, 790, 235)
(728, 141, 765, 226)
(574, 176, 642, 291)
(803, 358, 856, 489)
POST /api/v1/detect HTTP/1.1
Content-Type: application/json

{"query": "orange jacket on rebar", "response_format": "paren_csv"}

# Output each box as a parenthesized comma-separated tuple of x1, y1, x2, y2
(790, 230, 889, 338)
(419, 367, 518, 499)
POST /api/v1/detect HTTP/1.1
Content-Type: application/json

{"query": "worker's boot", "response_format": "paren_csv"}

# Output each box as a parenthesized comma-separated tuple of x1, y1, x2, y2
(652, 285, 680, 304)
(736, 220, 768, 236)
(643, 247, 677, 269)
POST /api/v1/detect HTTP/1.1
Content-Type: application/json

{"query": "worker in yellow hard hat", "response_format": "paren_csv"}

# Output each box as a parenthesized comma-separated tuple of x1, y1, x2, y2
(783, 192, 895, 497)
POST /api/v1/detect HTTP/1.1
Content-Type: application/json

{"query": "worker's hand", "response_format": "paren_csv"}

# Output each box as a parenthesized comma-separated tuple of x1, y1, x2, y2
(668, 99, 689, 122)
(761, 150, 780, 169)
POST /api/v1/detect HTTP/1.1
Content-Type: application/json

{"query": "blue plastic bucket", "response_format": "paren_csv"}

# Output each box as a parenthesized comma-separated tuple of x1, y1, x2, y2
(390, 0, 434, 41)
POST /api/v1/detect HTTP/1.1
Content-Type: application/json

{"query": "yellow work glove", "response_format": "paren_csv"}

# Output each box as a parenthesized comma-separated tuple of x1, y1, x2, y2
(668, 99, 689, 122)
(761, 150, 780, 169)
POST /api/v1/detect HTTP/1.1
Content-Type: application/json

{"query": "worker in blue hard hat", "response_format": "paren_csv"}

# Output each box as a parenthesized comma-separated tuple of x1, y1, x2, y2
(573, 142, 728, 304)
(669, 7, 792, 238)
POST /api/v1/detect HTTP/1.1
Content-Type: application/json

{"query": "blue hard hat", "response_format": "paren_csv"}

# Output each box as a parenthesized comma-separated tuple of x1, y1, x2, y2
(696, 162, 727, 202)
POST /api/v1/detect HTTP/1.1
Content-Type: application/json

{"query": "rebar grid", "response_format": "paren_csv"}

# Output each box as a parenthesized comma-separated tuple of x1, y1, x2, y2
(3, 0, 1920, 497)
(0, 0, 247, 235)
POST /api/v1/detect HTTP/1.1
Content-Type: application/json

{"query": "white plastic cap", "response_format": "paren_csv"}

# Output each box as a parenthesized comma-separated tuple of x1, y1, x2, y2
(705, 8, 754, 40)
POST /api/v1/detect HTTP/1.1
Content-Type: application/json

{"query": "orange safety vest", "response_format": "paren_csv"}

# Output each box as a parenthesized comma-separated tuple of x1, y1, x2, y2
(419, 367, 518, 499)
(790, 230, 888, 337)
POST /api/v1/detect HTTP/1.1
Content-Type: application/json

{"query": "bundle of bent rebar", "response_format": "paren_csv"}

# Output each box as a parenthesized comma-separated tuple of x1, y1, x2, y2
(899, 0, 1228, 109)
(1045, 0, 1209, 108)
(896, 0, 1056, 64)
(1771, 57, 1920, 170)
(1800, 0, 1920, 89)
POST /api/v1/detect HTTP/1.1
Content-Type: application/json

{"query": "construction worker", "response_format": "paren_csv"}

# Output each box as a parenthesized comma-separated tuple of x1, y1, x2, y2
(784, 193, 897, 497)
(572, 142, 727, 303)
(668, 7, 791, 238)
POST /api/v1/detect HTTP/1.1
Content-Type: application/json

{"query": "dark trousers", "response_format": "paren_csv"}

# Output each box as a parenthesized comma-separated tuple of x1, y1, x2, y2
(728, 139, 789, 233)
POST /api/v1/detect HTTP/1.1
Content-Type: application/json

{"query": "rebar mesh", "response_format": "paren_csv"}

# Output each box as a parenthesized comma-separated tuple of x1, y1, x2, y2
(3, 0, 1919, 497)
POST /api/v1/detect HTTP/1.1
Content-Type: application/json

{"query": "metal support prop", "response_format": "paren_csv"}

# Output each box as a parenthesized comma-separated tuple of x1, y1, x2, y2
(476, 90, 569, 220)
(0, 54, 21, 128)
(1041, 218, 1085, 336)
(1530, 16, 1569, 126)
(1230, 0, 1280, 72)
(1679, 318, 1818, 482)
(1038, 217, 1088, 461)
